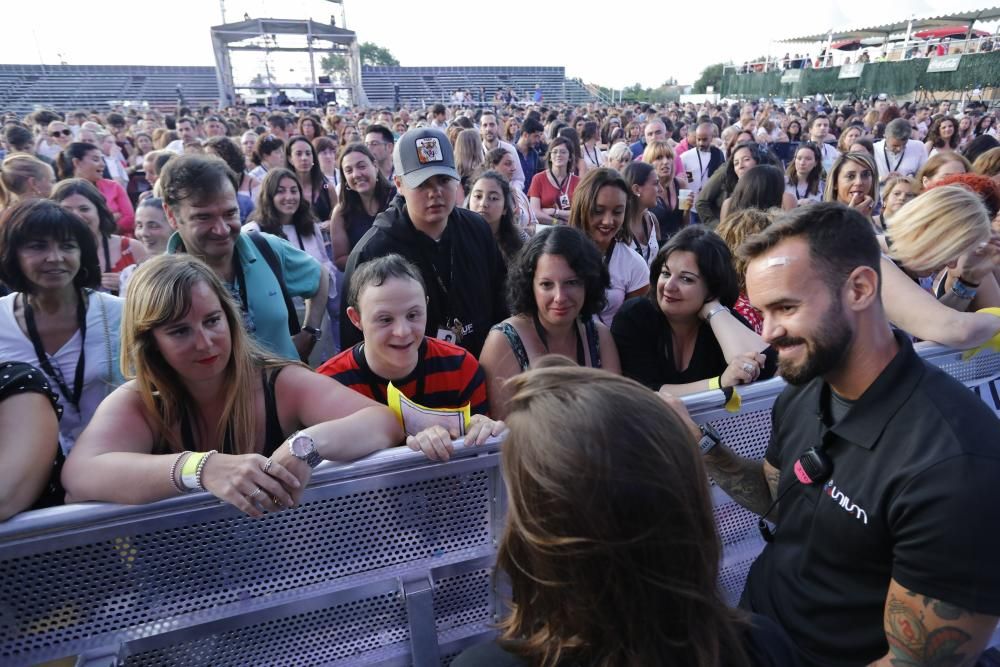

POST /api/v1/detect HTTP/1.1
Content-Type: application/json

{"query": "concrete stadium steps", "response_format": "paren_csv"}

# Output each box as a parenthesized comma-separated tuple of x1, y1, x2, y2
(0, 64, 218, 114)
(360, 65, 596, 107)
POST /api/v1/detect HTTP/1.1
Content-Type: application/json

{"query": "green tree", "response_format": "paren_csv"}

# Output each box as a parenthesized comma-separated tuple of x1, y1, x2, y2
(321, 53, 349, 77)
(359, 42, 400, 67)
(692, 63, 724, 94)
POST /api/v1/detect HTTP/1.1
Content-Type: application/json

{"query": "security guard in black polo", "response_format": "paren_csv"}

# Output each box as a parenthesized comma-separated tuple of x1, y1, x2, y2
(667, 203, 1000, 667)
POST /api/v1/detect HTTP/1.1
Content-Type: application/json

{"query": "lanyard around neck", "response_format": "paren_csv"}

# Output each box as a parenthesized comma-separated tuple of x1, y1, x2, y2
(22, 291, 87, 412)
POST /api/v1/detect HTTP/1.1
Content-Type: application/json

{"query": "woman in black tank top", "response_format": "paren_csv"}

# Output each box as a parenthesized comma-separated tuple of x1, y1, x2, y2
(62, 255, 404, 518)
(329, 144, 396, 270)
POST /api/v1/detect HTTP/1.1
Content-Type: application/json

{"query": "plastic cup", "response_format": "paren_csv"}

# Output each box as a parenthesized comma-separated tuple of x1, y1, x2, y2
(679, 188, 693, 211)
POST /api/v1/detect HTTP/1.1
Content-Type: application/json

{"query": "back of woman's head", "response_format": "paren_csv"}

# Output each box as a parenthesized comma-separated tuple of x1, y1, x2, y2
(0, 153, 52, 207)
(716, 209, 776, 292)
(964, 135, 1000, 165)
(886, 185, 991, 274)
(51, 178, 117, 237)
(652, 226, 740, 308)
(972, 146, 1000, 179)
(56, 142, 98, 181)
(498, 365, 748, 667)
(453, 129, 482, 178)
(204, 136, 246, 174)
(0, 199, 101, 293)
(928, 173, 1000, 219)
(506, 226, 608, 319)
(727, 164, 786, 218)
(606, 141, 632, 166)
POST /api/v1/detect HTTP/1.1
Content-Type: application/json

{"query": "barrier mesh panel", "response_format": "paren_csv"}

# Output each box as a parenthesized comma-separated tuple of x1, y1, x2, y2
(123, 569, 493, 666)
(124, 591, 408, 666)
(0, 470, 492, 661)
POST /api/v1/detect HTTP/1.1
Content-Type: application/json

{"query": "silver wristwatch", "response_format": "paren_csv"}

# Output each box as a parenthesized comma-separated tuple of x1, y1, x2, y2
(289, 431, 322, 468)
(698, 423, 721, 455)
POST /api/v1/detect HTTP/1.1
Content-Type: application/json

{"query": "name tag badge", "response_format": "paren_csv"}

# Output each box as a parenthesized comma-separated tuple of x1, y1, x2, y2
(559, 193, 570, 209)
(436, 328, 457, 344)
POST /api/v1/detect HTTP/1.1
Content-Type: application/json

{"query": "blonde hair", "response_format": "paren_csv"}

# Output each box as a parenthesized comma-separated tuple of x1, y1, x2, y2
(606, 141, 632, 165)
(885, 185, 991, 273)
(824, 151, 879, 204)
(121, 254, 294, 455)
(916, 152, 971, 191)
(453, 128, 483, 180)
(642, 140, 674, 165)
(0, 153, 52, 208)
(973, 147, 1000, 178)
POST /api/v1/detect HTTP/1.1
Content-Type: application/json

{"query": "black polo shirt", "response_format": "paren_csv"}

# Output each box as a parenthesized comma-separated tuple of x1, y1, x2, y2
(741, 331, 1000, 667)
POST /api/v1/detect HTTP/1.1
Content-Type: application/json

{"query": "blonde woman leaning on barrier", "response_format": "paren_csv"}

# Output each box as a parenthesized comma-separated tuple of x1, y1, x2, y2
(884, 185, 1000, 312)
(63, 254, 402, 518)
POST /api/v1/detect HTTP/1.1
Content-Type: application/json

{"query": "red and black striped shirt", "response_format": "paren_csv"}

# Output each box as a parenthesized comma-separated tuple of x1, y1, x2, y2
(317, 337, 489, 415)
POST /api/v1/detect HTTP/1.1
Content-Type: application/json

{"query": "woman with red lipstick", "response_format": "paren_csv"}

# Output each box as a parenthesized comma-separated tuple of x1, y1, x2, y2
(569, 168, 649, 325)
(611, 226, 772, 397)
(62, 254, 402, 518)
(480, 226, 621, 419)
(318, 254, 504, 460)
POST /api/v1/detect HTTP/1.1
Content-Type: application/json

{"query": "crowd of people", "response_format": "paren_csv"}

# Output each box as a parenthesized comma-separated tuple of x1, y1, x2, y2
(1, 91, 999, 666)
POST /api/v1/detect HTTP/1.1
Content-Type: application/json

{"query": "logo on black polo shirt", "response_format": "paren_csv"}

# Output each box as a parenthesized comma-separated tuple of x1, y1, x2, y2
(824, 479, 869, 525)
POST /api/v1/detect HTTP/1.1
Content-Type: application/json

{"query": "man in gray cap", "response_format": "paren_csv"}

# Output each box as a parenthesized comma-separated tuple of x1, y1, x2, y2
(339, 127, 508, 356)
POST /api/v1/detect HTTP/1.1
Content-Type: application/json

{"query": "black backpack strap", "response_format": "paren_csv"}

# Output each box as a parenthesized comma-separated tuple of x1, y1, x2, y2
(247, 230, 301, 335)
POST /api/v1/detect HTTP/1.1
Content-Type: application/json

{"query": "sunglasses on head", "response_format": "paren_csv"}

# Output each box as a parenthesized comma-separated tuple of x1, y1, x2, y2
(50, 129, 72, 137)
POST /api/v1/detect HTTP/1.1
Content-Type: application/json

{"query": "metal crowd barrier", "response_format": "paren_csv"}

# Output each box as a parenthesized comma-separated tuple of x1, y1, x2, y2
(0, 344, 998, 666)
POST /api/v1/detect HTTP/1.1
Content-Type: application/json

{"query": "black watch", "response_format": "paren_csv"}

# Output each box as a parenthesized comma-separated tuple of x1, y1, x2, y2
(302, 325, 322, 340)
(698, 422, 721, 455)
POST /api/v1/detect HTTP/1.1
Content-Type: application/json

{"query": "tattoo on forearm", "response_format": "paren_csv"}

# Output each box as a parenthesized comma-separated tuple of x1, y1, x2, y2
(705, 450, 772, 516)
(886, 592, 974, 667)
(764, 464, 780, 501)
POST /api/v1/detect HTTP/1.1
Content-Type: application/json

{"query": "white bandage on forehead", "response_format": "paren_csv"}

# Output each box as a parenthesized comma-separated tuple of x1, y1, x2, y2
(765, 256, 797, 268)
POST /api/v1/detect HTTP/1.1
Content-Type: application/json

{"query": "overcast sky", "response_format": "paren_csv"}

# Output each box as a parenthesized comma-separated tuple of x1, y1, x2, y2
(3, 0, 996, 88)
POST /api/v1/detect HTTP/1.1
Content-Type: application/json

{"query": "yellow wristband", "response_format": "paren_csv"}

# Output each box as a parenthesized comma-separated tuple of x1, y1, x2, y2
(962, 307, 1000, 360)
(708, 376, 721, 390)
(180, 452, 206, 491)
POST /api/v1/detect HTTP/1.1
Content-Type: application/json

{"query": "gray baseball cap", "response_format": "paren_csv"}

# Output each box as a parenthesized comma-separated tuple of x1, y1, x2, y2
(392, 127, 459, 188)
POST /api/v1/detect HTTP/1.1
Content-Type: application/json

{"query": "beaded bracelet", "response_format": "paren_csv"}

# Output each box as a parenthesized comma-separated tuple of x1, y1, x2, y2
(194, 450, 217, 491)
(169, 452, 191, 493)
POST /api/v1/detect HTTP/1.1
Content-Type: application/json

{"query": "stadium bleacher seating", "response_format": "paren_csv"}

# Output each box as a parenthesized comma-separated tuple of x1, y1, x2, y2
(361, 65, 596, 107)
(0, 64, 219, 115)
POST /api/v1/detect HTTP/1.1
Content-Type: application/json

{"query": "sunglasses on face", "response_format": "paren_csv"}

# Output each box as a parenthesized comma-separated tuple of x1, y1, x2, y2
(50, 129, 72, 137)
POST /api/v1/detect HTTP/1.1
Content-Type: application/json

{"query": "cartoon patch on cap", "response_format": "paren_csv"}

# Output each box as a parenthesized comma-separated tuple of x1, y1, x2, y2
(416, 137, 444, 164)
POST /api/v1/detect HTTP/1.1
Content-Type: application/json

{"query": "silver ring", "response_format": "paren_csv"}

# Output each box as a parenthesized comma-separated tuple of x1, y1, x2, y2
(742, 363, 756, 374)
(248, 487, 263, 500)
(262, 459, 274, 474)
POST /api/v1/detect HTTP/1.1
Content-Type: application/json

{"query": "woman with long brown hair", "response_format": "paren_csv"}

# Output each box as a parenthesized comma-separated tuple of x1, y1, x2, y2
(453, 365, 797, 666)
(62, 254, 402, 516)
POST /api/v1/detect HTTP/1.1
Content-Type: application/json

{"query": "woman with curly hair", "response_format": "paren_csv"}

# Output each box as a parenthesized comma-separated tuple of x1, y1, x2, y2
(924, 116, 960, 156)
(478, 226, 621, 419)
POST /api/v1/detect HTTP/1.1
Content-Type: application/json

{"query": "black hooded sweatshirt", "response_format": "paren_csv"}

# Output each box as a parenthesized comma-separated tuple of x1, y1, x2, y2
(340, 196, 509, 357)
